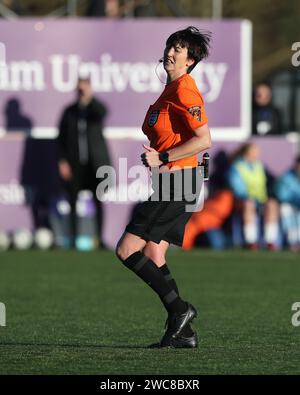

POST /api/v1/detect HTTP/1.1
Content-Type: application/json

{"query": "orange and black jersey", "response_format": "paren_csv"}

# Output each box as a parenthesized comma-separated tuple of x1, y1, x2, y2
(142, 73, 208, 169)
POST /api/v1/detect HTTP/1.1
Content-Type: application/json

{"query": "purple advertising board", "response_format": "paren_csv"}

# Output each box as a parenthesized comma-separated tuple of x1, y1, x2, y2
(0, 18, 251, 140)
(0, 134, 297, 248)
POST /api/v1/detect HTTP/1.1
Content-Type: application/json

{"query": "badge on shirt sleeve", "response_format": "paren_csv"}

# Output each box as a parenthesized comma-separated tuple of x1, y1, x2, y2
(148, 110, 160, 127)
(188, 106, 201, 121)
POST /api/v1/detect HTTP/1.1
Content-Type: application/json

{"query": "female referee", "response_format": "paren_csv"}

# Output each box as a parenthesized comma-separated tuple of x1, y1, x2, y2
(116, 26, 212, 348)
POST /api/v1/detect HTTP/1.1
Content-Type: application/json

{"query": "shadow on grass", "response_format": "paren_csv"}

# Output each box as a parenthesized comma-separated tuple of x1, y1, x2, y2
(0, 342, 166, 350)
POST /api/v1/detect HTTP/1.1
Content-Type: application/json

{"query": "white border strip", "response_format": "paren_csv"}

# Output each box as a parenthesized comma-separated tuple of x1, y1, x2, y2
(104, 127, 252, 141)
(0, 127, 298, 144)
(0, 126, 253, 142)
(240, 19, 252, 140)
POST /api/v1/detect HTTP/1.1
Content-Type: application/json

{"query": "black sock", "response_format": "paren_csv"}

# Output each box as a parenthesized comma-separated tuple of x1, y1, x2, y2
(122, 251, 187, 314)
(160, 264, 179, 294)
(160, 264, 194, 337)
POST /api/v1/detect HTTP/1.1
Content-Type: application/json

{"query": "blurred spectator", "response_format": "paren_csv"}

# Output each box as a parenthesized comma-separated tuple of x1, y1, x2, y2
(183, 151, 234, 250)
(183, 190, 234, 250)
(276, 156, 300, 252)
(1, 0, 23, 15)
(57, 77, 111, 248)
(5, 98, 32, 133)
(252, 82, 283, 136)
(87, 0, 106, 16)
(132, 0, 154, 17)
(228, 142, 279, 250)
(105, 0, 120, 17)
(87, 0, 120, 17)
(86, 0, 153, 18)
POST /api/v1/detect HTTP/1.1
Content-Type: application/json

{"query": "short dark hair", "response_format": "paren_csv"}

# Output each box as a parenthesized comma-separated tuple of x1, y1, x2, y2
(254, 81, 272, 94)
(166, 26, 211, 73)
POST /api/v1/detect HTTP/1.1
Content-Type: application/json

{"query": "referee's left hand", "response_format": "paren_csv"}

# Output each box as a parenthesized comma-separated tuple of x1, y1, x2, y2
(141, 144, 162, 167)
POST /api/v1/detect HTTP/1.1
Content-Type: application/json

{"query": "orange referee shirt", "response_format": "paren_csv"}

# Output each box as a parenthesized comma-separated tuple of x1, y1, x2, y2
(142, 73, 208, 170)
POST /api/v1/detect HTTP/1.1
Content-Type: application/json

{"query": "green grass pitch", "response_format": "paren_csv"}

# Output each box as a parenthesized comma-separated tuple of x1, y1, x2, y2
(0, 249, 300, 375)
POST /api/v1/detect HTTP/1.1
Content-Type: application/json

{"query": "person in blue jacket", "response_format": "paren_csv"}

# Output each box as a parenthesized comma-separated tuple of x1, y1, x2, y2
(276, 156, 300, 251)
(228, 142, 279, 250)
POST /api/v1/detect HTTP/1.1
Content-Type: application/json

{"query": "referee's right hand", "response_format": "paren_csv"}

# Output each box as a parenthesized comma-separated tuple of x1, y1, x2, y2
(141, 144, 162, 168)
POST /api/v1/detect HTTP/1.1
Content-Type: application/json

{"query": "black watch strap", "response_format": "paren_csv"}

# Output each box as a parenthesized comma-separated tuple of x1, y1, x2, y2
(159, 152, 169, 164)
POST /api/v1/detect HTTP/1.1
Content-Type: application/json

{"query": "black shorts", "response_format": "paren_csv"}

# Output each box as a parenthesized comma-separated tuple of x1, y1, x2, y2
(125, 167, 202, 247)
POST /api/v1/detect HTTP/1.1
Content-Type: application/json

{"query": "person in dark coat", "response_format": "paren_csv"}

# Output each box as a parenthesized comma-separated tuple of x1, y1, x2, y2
(252, 82, 283, 136)
(57, 77, 111, 247)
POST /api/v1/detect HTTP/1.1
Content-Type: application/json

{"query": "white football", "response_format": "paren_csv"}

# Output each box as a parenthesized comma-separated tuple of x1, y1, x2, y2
(35, 228, 54, 250)
(0, 231, 10, 251)
(13, 229, 33, 250)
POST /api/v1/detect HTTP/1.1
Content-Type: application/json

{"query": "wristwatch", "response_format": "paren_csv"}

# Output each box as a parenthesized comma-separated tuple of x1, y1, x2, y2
(159, 151, 170, 164)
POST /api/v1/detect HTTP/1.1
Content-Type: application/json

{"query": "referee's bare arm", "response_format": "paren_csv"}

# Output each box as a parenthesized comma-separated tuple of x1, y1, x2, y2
(167, 124, 212, 161)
